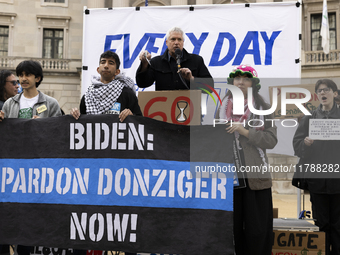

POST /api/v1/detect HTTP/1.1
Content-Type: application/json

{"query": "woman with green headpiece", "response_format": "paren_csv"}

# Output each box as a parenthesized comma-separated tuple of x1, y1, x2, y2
(217, 64, 278, 255)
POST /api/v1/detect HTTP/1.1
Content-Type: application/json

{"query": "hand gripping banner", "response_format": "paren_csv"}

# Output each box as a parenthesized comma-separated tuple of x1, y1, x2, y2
(0, 115, 234, 255)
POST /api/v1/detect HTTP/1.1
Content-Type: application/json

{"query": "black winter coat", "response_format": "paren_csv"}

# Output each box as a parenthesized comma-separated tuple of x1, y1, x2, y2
(136, 48, 213, 91)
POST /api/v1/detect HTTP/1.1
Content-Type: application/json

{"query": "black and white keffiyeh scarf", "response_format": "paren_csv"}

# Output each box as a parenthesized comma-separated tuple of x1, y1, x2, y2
(85, 74, 135, 115)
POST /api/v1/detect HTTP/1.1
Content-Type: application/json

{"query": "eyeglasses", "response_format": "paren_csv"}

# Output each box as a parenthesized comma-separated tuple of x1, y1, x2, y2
(6, 80, 18, 86)
(316, 88, 331, 94)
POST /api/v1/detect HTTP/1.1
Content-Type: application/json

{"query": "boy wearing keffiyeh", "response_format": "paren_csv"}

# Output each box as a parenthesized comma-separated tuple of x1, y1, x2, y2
(71, 51, 142, 121)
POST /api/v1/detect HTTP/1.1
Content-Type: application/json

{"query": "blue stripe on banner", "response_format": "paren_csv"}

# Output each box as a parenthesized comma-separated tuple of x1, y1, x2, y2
(1, 158, 233, 211)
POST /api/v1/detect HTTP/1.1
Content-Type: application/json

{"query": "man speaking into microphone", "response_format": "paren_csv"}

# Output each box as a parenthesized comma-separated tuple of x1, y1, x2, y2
(136, 27, 213, 91)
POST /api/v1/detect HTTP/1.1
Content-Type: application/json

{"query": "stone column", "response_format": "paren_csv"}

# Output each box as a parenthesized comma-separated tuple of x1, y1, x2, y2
(87, 0, 105, 8)
(196, 0, 213, 4)
(112, 0, 130, 7)
(171, 0, 188, 5)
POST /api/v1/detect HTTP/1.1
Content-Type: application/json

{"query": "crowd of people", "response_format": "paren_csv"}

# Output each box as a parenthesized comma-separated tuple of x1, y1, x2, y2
(0, 26, 339, 255)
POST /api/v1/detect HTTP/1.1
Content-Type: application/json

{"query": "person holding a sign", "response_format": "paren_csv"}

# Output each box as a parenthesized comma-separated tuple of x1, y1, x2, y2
(0, 60, 61, 121)
(293, 79, 340, 255)
(0, 61, 62, 255)
(0, 70, 19, 255)
(217, 65, 277, 255)
(136, 27, 213, 91)
(71, 51, 138, 255)
(70, 51, 142, 122)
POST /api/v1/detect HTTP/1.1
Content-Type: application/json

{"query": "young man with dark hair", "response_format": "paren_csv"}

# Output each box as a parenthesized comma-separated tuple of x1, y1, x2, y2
(71, 50, 142, 122)
(71, 51, 140, 255)
(0, 62, 61, 254)
(0, 60, 61, 121)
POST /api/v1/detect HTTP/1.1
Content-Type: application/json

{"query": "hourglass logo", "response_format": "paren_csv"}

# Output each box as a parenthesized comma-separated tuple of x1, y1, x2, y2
(176, 100, 189, 122)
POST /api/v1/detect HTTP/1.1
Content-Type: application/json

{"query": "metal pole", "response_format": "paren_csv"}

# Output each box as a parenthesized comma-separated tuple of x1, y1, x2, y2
(297, 188, 301, 218)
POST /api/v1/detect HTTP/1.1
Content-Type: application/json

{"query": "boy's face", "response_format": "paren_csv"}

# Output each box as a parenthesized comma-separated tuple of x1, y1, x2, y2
(316, 84, 337, 109)
(97, 57, 120, 83)
(18, 72, 40, 91)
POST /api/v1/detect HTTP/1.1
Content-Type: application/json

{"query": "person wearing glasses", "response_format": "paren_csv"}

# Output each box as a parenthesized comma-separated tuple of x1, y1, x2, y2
(293, 79, 340, 255)
(0, 70, 19, 110)
(0, 70, 18, 255)
(0, 60, 61, 121)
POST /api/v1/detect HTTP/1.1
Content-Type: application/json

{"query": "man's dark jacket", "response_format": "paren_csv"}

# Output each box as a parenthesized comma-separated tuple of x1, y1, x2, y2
(136, 48, 213, 91)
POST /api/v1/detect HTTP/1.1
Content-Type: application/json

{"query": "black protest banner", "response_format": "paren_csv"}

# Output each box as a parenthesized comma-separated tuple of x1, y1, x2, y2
(0, 115, 234, 255)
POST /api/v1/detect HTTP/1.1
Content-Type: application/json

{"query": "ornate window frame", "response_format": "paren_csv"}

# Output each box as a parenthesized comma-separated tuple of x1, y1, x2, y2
(0, 0, 14, 4)
(40, 0, 68, 8)
(303, 1, 339, 51)
(0, 12, 16, 56)
(37, 15, 71, 59)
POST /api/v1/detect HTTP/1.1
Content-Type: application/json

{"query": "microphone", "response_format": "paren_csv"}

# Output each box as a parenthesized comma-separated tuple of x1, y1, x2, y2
(174, 48, 189, 89)
(175, 48, 182, 69)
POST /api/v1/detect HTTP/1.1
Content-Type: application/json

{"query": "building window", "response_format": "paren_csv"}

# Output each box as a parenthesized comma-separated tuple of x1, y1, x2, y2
(43, 29, 64, 59)
(41, 0, 68, 7)
(311, 12, 336, 51)
(0, 26, 9, 56)
(44, 0, 65, 2)
(37, 15, 70, 59)
(0, 0, 14, 3)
